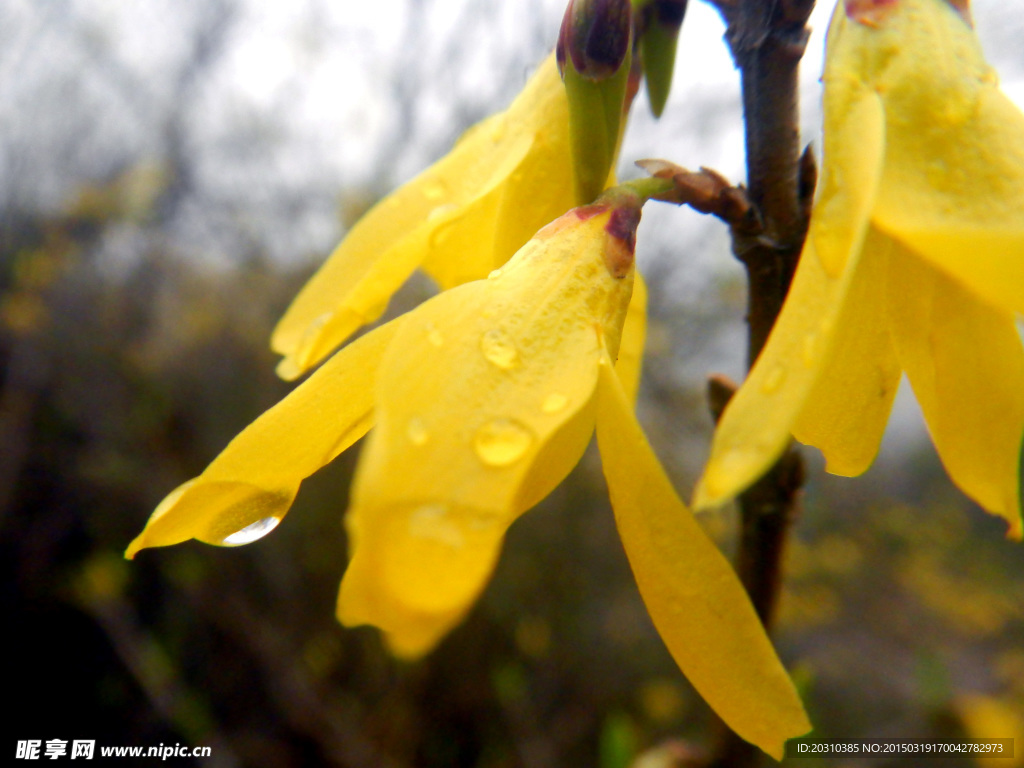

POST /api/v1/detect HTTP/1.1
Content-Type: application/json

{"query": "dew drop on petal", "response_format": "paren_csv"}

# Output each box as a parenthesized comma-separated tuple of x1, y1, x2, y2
(408, 504, 464, 548)
(487, 268, 503, 280)
(423, 180, 446, 201)
(403, 417, 428, 448)
(428, 209, 464, 249)
(480, 329, 518, 369)
(427, 202, 458, 223)
(542, 393, 568, 413)
(801, 332, 818, 368)
(220, 516, 281, 546)
(489, 121, 506, 143)
(760, 365, 786, 394)
(407, 417, 429, 446)
(474, 418, 534, 466)
(425, 321, 444, 347)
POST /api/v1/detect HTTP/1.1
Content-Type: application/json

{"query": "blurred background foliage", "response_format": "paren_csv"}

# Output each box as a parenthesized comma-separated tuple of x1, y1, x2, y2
(3, 0, 1024, 766)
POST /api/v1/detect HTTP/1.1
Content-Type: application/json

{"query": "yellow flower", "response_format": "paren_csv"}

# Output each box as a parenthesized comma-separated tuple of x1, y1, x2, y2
(272, 53, 593, 381)
(127, 194, 808, 757)
(696, 0, 1024, 538)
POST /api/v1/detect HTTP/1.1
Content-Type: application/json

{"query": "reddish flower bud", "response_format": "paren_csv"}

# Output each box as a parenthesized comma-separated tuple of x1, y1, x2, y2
(557, 0, 632, 81)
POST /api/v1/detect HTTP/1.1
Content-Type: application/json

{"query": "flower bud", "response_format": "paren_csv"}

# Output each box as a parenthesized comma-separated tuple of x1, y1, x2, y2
(557, 0, 634, 204)
(557, 0, 632, 80)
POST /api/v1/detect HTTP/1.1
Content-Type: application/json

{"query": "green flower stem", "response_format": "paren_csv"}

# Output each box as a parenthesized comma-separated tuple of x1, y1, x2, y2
(618, 175, 676, 202)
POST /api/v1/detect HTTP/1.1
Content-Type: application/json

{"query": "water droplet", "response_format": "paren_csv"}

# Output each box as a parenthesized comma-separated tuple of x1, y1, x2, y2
(423, 180, 446, 201)
(221, 517, 281, 546)
(427, 202, 458, 222)
(489, 121, 506, 143)
(487, 268, 503, 280)
(480, 329, 518, 370)
(542, 393, 568, 413)
(802, 332, 818, 368)
(408, 504, 464, 548)
(760, 365, 786, 394)
(428, 207, 464, 249)
(407, 417, 429, 446)
(425, 321, 444, 347)
(308, 311, 331, 333)
(474, 418, 534, 466)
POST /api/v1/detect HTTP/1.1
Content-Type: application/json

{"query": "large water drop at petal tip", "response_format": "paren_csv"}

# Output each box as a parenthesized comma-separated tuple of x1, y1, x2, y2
(220, 516, 281, 546)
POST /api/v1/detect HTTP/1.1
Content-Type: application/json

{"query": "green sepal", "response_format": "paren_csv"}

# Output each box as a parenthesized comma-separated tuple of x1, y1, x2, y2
(631, 0, 687, 118)
(564, 58, 631, 204)
(639, 14, 679, 117)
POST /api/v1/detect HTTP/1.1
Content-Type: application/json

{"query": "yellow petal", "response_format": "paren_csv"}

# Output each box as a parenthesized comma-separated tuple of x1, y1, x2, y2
(427, 56, 575, 286)
(594, 357, 809, 758)
(887, 245, 1024, 538)
(694, 81, 884, 508)
(874, 85, 1024, 315)
(338, 207, 636, 657)
(695, 234, 870, 508)
(272, 55, 566, 379)
(841, 0, 1024, 316)
(615, 269, 647, 405)
(125, 320, 399, 558)
(814, 64, 888, 278)
(792, 228, 901, 476)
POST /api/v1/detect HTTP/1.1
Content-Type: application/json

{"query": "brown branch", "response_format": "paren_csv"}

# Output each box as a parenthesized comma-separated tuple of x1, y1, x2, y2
(703, 1, 816, 766)
(636, 159, 763, 234)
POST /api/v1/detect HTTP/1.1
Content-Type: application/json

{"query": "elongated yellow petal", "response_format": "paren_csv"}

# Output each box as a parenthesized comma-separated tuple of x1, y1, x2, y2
(338, 206, 636, 657)
(694, 81, 884, 508)
(814, 73, 888, 278)
(126, 320, 399, 558)
(615, 270, 647, 405)
(793, 228, 900, 476)
(887, 246, 1024, 538)
(273, 55, 571, 379)
(594, 357, 809, 758)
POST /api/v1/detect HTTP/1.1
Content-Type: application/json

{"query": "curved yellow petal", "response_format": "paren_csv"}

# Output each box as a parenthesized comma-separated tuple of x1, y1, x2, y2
(836, 0, 1024, 316)
(694, 81, 884, 508)
(615, 269, 647, 405)
(887, 246, 1024, 538)
(424, 56, 576, 288)
(338, 206, 637, 657)
(595, 357, 809, 758)
(125, 320, 399, 558)
(272, 55, 567, 379)
(873, 82, 1024, 316)
(793, 228, 901, 477)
